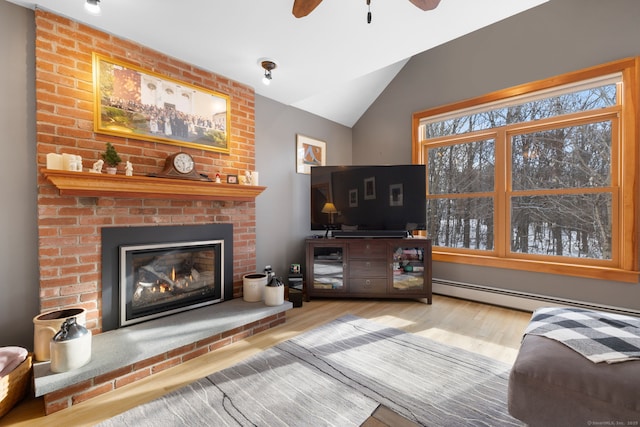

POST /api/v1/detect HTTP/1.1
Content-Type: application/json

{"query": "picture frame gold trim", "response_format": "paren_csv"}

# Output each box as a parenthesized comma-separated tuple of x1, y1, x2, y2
(92, 53, 231, 154)
(296, 134, 326, 174)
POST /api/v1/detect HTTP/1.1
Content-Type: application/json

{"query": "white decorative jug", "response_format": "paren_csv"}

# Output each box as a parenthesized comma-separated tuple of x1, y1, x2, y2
(50, 317, 92, 373)
(264, 277, 285, 306)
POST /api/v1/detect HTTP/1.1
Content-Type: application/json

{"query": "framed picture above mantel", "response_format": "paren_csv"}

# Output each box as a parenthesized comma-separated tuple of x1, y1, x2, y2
(92, 53, 231, 154)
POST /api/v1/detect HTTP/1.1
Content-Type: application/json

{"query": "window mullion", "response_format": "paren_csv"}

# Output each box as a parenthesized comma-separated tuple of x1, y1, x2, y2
(495, 128, 508, 257)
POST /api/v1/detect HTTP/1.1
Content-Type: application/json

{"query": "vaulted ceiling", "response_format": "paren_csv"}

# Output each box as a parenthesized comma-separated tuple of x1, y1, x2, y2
(8, 0, 548, 126)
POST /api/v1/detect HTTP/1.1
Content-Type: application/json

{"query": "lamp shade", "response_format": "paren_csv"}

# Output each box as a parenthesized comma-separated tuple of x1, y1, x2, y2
(321, 202, 337, 214)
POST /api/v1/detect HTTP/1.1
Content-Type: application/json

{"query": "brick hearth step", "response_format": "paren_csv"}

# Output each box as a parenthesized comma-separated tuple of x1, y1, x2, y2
(34, 299, 292, 414)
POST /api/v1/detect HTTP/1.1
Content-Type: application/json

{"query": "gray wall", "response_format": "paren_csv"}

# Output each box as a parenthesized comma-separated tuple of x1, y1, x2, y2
(255, 96, 351, 278)
(353, 0, 640, 310)
(0, 0, 39, 348)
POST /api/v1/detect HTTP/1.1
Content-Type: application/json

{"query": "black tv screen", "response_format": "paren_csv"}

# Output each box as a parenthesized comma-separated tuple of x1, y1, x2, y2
(310, 165, 426, 235)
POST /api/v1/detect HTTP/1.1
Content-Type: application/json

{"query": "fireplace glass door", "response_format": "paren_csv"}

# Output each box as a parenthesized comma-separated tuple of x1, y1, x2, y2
(120, 240, 223, 326)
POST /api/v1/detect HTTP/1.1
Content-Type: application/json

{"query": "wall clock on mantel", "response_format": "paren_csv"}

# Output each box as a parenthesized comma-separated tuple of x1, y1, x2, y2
(149, 152, 212, 181)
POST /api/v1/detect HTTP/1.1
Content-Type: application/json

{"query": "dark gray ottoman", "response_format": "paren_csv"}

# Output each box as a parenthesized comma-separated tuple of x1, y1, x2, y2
(508, 334, 640, 426)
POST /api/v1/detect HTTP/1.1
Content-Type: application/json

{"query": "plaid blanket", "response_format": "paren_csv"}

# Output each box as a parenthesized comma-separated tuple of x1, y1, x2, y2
(524, 307, 640, 364)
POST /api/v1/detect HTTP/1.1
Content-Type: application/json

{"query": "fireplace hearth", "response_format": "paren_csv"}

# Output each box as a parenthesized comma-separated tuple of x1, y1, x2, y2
(102, 224, 234, 332)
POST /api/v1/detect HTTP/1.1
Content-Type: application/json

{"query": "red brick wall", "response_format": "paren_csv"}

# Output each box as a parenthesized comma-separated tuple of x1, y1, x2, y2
(35, 10, 257, 333)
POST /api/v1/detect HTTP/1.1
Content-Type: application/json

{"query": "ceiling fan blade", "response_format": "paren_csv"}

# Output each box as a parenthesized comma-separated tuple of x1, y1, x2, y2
(409, 0, 442, 11)
(292, 0, 324, 18)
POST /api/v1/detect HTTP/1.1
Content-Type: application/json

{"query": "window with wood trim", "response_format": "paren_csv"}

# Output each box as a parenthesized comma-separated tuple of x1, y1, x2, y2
(412, 58, 639, 282)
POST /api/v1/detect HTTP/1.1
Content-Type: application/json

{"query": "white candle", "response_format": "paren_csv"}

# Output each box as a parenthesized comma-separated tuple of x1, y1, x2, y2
(46, 153, 63, 170)
(62, 153, 74, 171)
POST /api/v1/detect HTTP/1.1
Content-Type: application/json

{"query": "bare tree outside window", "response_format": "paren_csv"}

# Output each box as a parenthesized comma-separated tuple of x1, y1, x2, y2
(421, 82, 617, 261)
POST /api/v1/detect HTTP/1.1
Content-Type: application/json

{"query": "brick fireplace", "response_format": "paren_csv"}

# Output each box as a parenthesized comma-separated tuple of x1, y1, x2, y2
(35, 9, 258, 334)
(33, 10, 282, 414)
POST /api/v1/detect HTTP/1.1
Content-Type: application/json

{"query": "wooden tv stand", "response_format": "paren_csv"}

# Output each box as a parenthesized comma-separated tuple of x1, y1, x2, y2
(305, 237, 432, 302)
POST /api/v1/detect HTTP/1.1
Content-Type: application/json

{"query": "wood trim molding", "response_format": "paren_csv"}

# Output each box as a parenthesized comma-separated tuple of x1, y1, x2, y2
(41, 169, 266, 202)
(411, 57, 640, 282)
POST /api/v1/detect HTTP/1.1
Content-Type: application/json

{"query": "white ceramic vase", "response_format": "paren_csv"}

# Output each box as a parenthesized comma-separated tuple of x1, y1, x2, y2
(242, 273, 268, 302)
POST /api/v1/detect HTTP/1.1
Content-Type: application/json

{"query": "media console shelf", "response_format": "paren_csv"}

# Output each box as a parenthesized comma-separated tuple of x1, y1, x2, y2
(305, 237, 432, 302)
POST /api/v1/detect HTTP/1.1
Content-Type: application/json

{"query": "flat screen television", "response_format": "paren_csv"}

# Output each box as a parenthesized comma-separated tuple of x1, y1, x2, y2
(310, 165, 426, 238)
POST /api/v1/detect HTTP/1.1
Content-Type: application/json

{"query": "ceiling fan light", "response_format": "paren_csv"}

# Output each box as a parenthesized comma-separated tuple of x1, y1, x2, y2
(85, 0, 101, 16)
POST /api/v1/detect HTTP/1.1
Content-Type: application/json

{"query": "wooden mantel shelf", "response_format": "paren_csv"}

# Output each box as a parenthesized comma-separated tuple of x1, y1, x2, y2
(41, 169, 266, 201)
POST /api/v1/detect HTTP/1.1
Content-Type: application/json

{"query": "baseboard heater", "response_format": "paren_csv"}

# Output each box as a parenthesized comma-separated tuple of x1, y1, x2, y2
(432, 278, 640, 317)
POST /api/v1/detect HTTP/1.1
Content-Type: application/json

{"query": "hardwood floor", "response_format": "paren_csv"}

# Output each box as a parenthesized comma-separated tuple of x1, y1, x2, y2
(0, 295, 532, 427)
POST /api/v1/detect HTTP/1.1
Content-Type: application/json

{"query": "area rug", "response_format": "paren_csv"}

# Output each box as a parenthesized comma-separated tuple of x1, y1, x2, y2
(98, 315, 523, 426)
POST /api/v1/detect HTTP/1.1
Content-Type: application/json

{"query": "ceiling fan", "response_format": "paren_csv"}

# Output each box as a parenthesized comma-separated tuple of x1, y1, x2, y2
(292, 0, 442, 18)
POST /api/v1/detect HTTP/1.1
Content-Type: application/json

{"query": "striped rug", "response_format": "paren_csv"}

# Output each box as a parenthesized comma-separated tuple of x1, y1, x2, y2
(98, 315, 523, 426)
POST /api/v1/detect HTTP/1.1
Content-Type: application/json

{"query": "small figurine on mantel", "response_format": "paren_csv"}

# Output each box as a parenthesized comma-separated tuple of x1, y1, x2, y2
(125, 161, 133, 176)
(90, 159, 104, 173)
(215, 172, 221, 183)
(244, 170, 252, 185)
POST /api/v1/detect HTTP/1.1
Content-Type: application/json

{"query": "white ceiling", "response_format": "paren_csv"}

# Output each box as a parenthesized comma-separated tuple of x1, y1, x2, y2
(9, 0, 547, 127)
